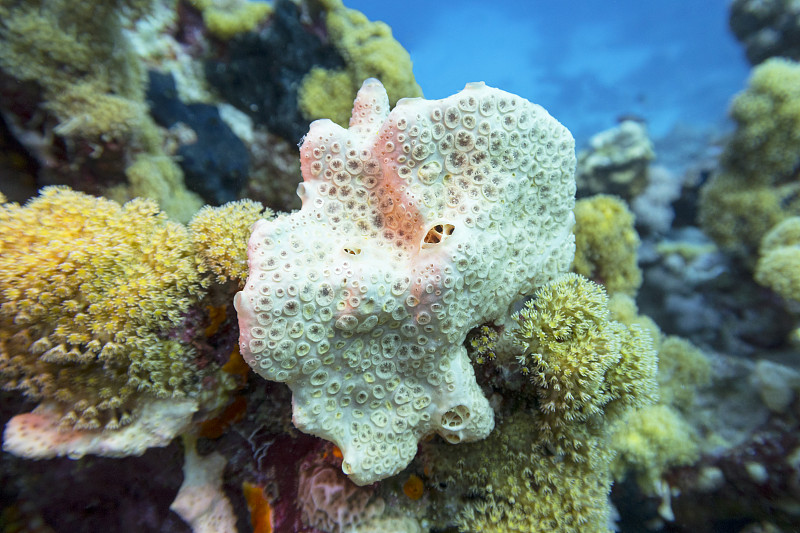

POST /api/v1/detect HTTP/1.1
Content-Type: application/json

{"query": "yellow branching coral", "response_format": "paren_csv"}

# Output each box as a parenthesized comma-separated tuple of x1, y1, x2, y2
(572, 194, 642, 296)
(422, 274, 658, 532)
(0, 187, 205, 431)
(513, 273, 658, 456)
(189, 199, 273, 285)
(298, 0, 422, 126)
(699, 58, 800, 257)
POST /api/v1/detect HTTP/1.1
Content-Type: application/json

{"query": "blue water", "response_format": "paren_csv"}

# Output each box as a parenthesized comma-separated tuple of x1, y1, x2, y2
(346, 0, 750, 145)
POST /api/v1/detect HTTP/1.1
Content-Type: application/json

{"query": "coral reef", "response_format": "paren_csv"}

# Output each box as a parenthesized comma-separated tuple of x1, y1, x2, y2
(298, 0, 423, 127)
(146, 71, 250, 205)
(0, 0, 206, 222)
(236, 78, 576, 485)
(730, 0, 800, 64)
(0, 187, 205, 432)
(204, 0, 345, 144)
(422, 274, 658, 532)
(572, 194, 642, 296)
(3, 1, 800, 531)
(699, 58, 800, 258)
(755, 216, 800, 304)
(575, 120, 654, 201)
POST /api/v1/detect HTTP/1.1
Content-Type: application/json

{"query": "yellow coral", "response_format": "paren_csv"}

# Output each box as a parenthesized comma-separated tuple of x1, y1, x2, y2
(513, 273, 658, 456)
(111, 153, 205, 224)
(467, 325, 499, 365)
(424, 273, 659, 532)
(572, 194, 642, 296)
(188, 0, 273, 40)
(699, 58, 800, 257)
(607, 292, 662, 344)
(724, 58, 800, 184)
(424, 410, 617, 533)
(189, 199, 273, 285)
(0, 187, 205, 430)
(755, 216, 800, 302)
(298, 0, 422, 125)
(611, 404, 699, 493)
(298, 67, 361, 127)
(656, 335, 711, 411)
(0, 0, 150, 142)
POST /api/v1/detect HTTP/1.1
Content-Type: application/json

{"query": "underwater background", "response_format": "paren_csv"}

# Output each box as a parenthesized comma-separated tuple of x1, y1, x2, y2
(1, 0, 799, 532)
(349, 0, 750, 143)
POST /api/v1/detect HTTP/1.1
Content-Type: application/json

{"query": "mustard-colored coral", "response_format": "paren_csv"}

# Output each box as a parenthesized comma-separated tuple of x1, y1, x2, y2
(298, 0, 422, 127)
(189, 199, 273, 285)
(0, 187, 205, 430)
(425, 410, 616, 533)
(572, 194, 642, 296)
(656, 335, 711, 411)
(298, 67, 362, 127)
(611, 404, 699, 493)
(103, 153, 204, 224)
(513, 273, 658, 456)
(755, 216, 800, 302)
(699, 58, 800, 257)
(188, 0, 273, 40)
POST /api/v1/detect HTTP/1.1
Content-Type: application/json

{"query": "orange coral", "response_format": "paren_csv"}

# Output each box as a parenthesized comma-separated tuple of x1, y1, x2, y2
(403, 474, 424, 500)
(242, 482, 274, 533)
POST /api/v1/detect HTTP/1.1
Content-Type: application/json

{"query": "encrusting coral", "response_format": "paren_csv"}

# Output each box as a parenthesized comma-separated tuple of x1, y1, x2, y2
(236, 78, 577, 485)
(699, 57, 800, 258)
(187, 0, 273, 40)
(298, 0, 423, 127)
(0, 187, 204, 432)
(572, 194, 642, 296)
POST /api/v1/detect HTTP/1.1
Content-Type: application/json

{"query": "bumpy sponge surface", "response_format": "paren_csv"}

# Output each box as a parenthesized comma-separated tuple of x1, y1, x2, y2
(235, 79, 576, 485)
